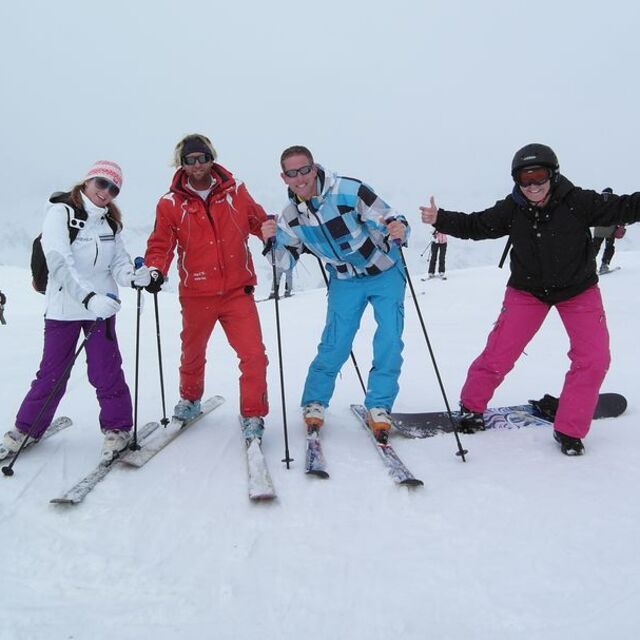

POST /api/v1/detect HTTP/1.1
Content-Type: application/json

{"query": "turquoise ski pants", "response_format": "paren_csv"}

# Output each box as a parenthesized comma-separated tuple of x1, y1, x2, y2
(301, 265, 405, 411)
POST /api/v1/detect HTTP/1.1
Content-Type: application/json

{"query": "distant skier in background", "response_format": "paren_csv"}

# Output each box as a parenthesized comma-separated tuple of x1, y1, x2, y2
(143, 134, 270, 442)
(0, 290, 6, 325)
(427, 230, 448, 279)
(593, 188, 625, 274)
(268, 265, 293, 299)
(420, 143, 640, 456)
(2, 161, 150, 462)
(262, 145, 409, 444)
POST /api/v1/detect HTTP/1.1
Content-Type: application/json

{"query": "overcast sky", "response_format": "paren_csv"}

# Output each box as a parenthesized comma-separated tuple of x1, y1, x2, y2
(2, 0, 639, 254)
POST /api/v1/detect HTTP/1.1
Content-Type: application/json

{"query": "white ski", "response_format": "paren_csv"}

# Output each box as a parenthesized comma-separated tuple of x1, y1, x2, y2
(50, 420, 160, 505)
(245, 436, 277, 501)
(120, 395, 225, 468)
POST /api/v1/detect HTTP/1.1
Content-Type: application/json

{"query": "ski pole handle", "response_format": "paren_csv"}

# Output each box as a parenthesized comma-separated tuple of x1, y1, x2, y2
(264, 214, 277, 253)
(385, 216, 404, 246)
(134, 256, 144, 269)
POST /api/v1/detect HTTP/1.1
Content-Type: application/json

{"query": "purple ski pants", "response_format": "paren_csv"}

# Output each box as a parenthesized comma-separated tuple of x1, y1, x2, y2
(15, 318, 133, 438)
(460, 286, 610, 439)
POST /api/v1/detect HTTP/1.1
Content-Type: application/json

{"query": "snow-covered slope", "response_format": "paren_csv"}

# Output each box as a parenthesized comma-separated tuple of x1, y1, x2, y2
(0, 252, 639, 640)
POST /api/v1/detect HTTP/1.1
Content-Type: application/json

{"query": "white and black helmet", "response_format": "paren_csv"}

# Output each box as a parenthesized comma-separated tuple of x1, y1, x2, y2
(511, 143, 559, 181)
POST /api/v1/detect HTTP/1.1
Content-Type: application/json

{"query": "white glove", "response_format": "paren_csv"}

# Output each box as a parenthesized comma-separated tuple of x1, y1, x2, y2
(131, 265, 151, 288)
(86, 293, 121, 319)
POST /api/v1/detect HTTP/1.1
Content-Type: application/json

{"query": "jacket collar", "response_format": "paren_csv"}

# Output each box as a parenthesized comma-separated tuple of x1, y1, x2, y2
(170, 162, 236, 199)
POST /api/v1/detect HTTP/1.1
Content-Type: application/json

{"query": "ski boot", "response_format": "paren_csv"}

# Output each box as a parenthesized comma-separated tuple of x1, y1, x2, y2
(101, 429, 132, 463)
(303, 402, 325, 432)
(367, 407, 392, 444)
(173, 398, 201, 422)
(529, 394, 559, 421)
(553, 430, 584, 456)
(458, 405, 485, 433)
(3, 429, 28, 453)
(241, 416, 265, 444)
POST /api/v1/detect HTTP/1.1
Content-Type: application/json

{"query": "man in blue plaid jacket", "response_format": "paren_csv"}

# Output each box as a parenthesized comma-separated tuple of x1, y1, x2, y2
(262, 145, 410, 443)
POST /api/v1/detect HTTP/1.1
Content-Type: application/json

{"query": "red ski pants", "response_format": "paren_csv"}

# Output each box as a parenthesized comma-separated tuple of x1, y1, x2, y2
(179, 288, 268, 417)
(460, 286, 610, 438)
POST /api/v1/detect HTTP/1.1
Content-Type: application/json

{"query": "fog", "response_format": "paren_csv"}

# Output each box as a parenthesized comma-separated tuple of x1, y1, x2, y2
(2, 0, 640, 271)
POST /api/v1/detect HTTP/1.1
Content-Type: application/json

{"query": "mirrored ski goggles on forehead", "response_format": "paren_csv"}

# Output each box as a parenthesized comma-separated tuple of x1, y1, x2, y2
(283, 164, 314, 178)
(516, 166, 551, 187)
(93, 177, 120, 197)
(182, 153, 213, 166)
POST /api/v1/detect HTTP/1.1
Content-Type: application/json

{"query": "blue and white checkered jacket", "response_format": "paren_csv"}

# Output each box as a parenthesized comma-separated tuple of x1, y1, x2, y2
(272, 167, 410, 279)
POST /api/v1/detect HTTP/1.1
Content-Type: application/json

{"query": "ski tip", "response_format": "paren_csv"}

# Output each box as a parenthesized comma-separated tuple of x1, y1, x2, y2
(306, 469, 330, 479)
(400, 478, 424, 487)
(249, 493, 277, 501)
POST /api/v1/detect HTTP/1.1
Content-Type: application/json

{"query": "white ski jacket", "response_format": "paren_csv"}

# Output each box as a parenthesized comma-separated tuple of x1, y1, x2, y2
(41, 191, 135, 321)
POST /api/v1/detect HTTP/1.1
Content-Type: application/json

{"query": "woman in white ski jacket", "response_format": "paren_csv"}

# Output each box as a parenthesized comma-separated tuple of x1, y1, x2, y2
(2, 160, 150, 462)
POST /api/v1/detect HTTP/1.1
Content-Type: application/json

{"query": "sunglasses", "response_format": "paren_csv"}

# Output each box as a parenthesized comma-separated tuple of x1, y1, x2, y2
(182, 153, 213, 166)
(93, 177, 120, 197)
(517, 167, 551, 187)
(283, 164, 314, 178)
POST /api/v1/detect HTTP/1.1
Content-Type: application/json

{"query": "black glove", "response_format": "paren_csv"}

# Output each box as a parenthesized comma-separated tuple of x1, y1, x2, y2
(145, 269, 165, 294)
(0, 291, 5, 305)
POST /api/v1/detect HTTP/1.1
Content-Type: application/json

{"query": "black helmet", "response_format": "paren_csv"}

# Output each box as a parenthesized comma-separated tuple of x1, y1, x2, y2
(511, 143, 559, 179)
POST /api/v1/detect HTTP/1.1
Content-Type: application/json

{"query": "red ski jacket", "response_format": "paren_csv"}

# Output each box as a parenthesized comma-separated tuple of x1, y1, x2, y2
(145, 164, 268, 297)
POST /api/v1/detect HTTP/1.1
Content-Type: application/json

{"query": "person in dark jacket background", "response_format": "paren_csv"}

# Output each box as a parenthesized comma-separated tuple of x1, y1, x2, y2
(420, 143, 640, 456)
(592, 187, 625, 274)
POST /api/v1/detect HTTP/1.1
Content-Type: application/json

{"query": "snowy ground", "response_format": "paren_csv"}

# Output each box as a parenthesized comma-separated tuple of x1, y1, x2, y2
(1, 253, 639, 640)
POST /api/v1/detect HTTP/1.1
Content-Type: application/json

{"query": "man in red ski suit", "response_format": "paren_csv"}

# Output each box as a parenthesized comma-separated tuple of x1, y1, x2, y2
(144, 134, 269, 439)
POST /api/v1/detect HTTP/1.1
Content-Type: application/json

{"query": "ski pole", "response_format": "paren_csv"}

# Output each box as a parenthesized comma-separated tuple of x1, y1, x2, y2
(129, 258, 145, 450)
(419, 243, 430, 258)
(396, 245, 468, 461)
(2, 318, 100, 476)
(314, 257, 367, 395)
(266, 219, 293, 468)
(152, 291, 170, 429)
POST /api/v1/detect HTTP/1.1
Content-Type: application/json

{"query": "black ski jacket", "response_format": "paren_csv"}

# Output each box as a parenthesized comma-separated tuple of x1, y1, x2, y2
(434, 175, 640, 303)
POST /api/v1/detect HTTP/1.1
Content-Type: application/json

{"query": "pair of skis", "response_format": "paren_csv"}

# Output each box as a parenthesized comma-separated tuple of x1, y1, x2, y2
(50, 395, 277, 505)
(305, 405, 423, 487)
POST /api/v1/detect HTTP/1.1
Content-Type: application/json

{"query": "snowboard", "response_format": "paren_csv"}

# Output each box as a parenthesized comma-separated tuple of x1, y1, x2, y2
(391, 393, 627, 439)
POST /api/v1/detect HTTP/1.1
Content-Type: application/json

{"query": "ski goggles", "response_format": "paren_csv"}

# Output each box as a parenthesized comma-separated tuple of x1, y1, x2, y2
(93, 177, 120, 197)
(283, 164, 314, 178)
(516, 166, 551, 187)
(182, 153, 213, 166)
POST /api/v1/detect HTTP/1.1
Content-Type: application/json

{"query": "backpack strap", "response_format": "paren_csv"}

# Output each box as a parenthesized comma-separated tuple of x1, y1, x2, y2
(65, 205, 86, 243)
(49, 192, 88, 244)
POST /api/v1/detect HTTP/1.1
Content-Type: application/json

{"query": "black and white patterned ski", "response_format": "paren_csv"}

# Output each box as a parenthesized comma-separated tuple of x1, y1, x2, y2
(0, 416, 72, 462)
(305, 428, 329, 478)
(350, 405, 423, 487)
(50, 420, 160, 505)
(119, 395, 226, 468)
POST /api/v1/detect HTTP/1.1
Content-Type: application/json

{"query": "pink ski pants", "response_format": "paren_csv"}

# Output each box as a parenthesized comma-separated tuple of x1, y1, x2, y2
(460, 286, 610, 438)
